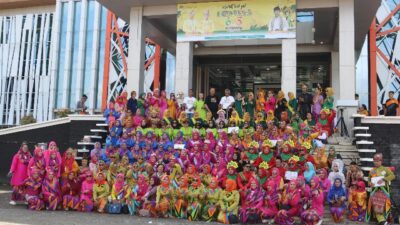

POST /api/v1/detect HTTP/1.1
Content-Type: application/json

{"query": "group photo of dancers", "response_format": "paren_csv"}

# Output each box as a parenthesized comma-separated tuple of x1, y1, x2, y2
(8, 85, 396, 225)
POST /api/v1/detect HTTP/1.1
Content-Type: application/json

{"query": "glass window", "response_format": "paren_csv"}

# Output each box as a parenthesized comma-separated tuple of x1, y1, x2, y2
(69, 1, 82, 109)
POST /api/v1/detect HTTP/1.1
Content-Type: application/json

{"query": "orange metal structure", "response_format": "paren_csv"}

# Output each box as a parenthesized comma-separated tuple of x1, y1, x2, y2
(368, 5, 400, 116)
(101, 12, 162, 110)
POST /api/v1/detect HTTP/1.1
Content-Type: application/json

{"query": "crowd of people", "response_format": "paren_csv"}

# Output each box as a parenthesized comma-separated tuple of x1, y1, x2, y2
(8, 85, 396, 225)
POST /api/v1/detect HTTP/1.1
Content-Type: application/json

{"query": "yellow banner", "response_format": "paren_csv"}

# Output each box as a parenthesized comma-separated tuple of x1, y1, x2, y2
(177, 0, 296, 42)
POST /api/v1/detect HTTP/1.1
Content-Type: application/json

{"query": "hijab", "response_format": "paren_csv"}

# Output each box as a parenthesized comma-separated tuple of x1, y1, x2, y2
(114, 173, 125, 192)
(304, 162, 316, 183)
(225, 179, 237, 192)
(327, 177, 347, 202)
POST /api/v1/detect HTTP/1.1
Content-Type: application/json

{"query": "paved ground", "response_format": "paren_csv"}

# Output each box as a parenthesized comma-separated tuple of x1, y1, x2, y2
(0, 188, 378, 225)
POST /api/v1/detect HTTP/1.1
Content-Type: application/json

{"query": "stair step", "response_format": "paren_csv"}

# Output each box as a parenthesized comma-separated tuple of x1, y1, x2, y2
(358, 149, 376, 153)
(90, 129, 108, 133)
(96, 123, 108, 127)
(359, 158, 374, 162)
(361, 166, 373, 171)
(353, 126, 369, 130)
(355, 133, 371, 137)
(77, 149, 90, 153)
(356, 140, 374, 145)
(75, 156, 83, 160)
(84, 135, 102, 139)
(77, 142, 95, 145)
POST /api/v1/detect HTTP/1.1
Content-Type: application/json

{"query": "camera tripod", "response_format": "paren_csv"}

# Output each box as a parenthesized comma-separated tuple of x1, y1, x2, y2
(335, 108, 349, 137)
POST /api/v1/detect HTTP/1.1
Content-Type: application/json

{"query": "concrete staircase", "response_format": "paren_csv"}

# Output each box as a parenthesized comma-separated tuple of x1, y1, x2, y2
(327, 134, 359, 167)
(76, 123, 108, 160)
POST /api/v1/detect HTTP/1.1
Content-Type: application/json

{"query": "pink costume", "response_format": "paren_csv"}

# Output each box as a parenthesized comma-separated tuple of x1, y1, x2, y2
(159, 91, 168, 119)
(45, 149, 61, 178)
(41, 171, 61, 210)
(301, 176, 325, 225)
(78, 172, 94, 212)
(27, 147, 46, 180)
(10, 146, 31, 201)
(318, 168, 331, 201)
(24, 169, 44, 210)
(44, 142, 62, 167)
(261, 180, 279, 219)
(264, 96, 276, 114)
(274, 180, 301, 225)
(239, 178, 264, 223)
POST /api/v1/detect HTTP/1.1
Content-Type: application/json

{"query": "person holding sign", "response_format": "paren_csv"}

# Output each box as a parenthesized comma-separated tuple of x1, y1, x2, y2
(366, 153, 395, 225)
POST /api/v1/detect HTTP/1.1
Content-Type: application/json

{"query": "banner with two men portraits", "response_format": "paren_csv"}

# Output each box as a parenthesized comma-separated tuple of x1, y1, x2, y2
(177, 0, 297, 42)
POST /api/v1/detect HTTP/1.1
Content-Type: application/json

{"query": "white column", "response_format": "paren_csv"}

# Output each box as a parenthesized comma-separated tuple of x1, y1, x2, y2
(331, 51, 339, 103)
(48, 0, 62, 119)
(127, 7, 145, 94)
(62, 0, 74, 107)
(281, 39, 297, 95)
(339, 0, 355, 100)
(89, 2, 101, 112)
(175, 42, 193, 96)
(75, 0, 88, 106)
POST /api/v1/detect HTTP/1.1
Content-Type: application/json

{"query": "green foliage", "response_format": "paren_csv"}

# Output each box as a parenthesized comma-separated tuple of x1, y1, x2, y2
(55, 108, 72, 118)
(20, 115, 36, 125)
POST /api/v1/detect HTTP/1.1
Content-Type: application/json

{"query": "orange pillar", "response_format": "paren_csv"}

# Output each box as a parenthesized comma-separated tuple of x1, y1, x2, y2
(101, 11, 113, 110)
(153, 45, 161, 90)
(369, 20, 378, 116)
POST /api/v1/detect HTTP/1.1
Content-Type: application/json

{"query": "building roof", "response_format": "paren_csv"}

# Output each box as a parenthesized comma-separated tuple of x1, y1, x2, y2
(0, 0, 54, 9)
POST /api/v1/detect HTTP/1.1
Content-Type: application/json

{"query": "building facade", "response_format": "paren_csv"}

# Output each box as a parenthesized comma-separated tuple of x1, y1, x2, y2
(98, 0, 380, 104)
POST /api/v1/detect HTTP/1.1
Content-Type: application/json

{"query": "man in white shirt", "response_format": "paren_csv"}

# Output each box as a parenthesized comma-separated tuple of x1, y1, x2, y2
(183, 89, 196, 120)
(220, 89, 235, 118)
(268, 7, 289, 32)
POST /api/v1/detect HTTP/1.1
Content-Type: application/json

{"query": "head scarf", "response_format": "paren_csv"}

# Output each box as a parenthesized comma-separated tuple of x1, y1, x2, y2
(331, 159, 344, 173)
(327, 177, 346, 202)
(357, 181, 366, 192)
(310, 176, 321, 190)
(304, 162, 316, 183)
(209, 177, 219, 190)
(225, 179, 237, 192)
(114, 173, 125, 192)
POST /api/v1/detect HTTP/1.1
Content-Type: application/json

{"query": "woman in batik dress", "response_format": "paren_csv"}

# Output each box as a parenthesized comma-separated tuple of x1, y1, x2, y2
(156, 175, 172, 218)
(172, 175, 189, 219)
(217, 179, 240, 224)
(239, 178, 264, 223)
(42, 170, 61, 210)
(328, 177, 347, 223)
(201, 177, 221, 222)
(62, 171, 81, 210)
(24, 169, 45, 210)
(78, 171, 94, 212)
(187, 176, 204, 221)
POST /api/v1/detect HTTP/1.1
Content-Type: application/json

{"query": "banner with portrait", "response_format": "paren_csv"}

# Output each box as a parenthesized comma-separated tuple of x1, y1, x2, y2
(177, 0, 296, 42)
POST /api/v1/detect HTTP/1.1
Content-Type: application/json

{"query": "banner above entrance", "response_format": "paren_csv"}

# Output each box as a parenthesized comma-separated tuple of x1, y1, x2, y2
(177, 0, 296, 42)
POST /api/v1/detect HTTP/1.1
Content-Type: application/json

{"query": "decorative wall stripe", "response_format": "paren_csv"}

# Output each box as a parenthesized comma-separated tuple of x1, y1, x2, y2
(0, 12, 54, 125)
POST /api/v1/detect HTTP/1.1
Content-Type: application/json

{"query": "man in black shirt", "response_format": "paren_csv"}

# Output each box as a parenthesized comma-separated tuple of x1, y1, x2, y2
(205, 87, 220, 119)
(127, 91, 138, 115)
(297, 84, 313, 120)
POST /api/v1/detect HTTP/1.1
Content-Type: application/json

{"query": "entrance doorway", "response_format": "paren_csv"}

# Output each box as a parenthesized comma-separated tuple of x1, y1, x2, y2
(193, 54, 331, 98)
